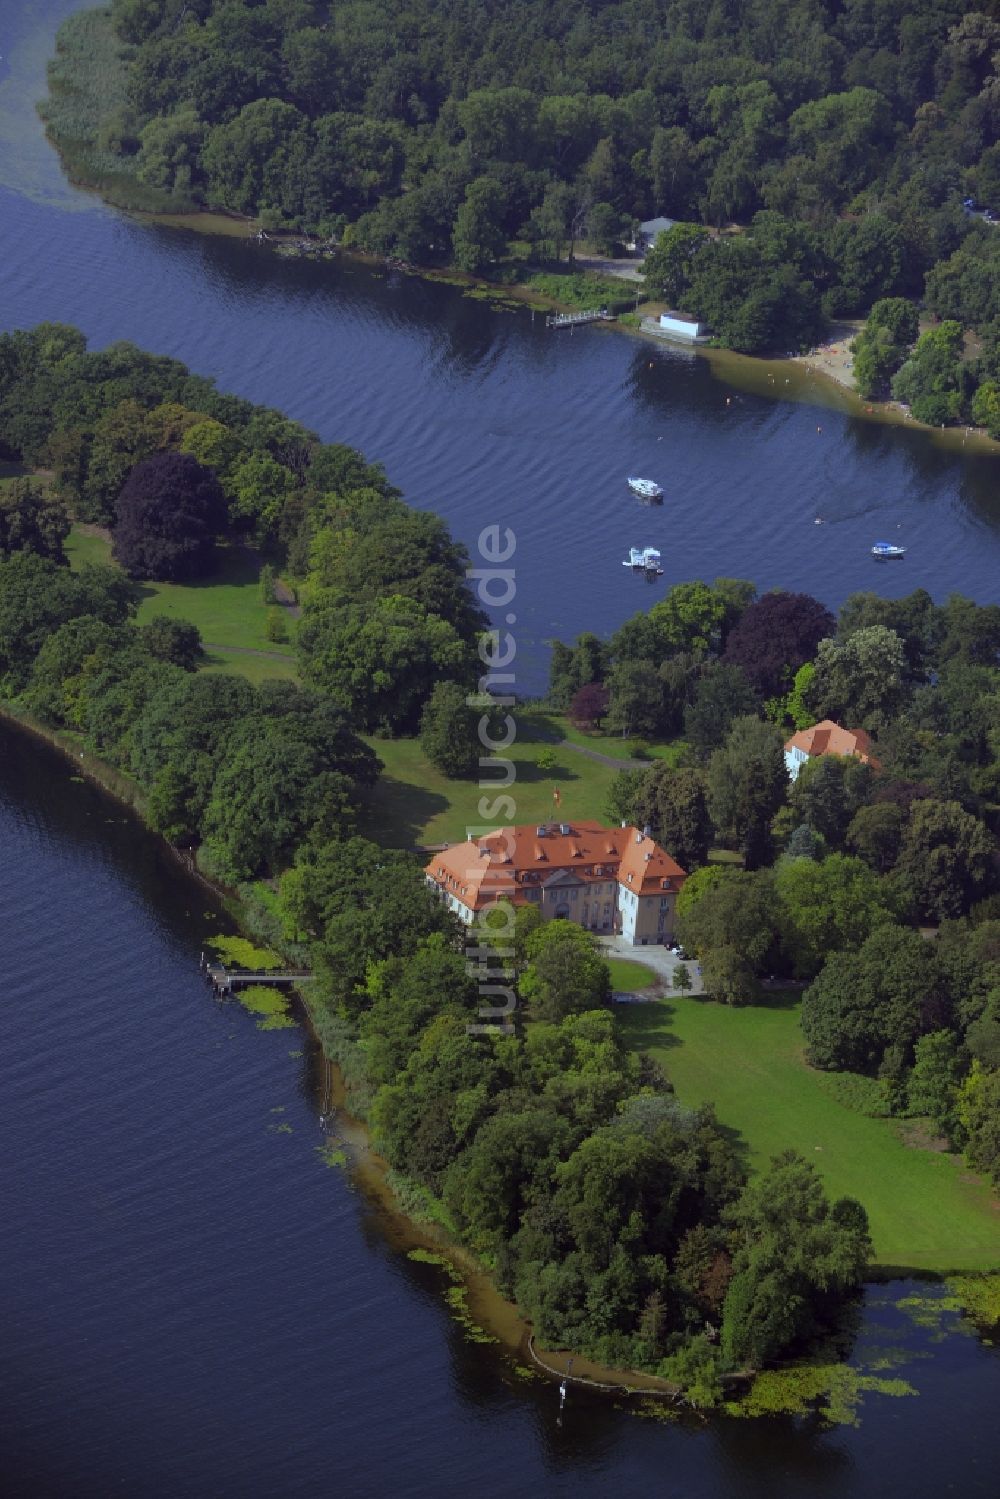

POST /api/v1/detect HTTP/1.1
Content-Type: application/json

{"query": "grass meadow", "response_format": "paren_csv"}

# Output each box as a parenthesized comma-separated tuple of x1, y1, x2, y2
(359, 713, 623, 848)
(606, 958, 659, 991)
(618, 996, 1000, 1273)
(65, 526, 297, 671)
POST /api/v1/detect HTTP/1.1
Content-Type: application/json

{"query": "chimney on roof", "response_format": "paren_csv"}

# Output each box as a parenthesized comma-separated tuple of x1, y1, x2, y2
(635, 830, 643, 844)
(642, 824, 652, 840)
(621, 819, 627, 829)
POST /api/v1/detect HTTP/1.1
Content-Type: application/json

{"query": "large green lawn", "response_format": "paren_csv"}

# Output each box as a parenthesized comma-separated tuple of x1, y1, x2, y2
(556, 716, 687, 765)
(200, 649, 299, 685)
(525, 707, 685, 766)
(607, 958, 658, 991)
(358, 710, 693, 849)
(65, 525, 297, 674)
(359, 716, 622, 848)
(618, 996, 1000, 1273)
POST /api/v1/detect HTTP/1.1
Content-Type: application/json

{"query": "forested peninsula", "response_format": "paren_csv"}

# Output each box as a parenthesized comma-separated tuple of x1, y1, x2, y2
(2, 323, 998, 1407)
(42, 1, 1000, 423)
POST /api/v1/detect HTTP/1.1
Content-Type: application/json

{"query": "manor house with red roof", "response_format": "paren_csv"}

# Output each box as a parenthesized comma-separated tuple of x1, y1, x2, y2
(424, 821, 687, 946)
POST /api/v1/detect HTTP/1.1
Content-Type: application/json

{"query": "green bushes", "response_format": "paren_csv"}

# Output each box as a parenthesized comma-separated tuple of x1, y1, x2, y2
(40, 11, 195, 213)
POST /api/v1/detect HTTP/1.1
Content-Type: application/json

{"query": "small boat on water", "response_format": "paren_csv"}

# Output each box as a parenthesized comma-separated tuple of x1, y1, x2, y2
(872, 541, 906, 559)
(628, 476, 663, 501)
(623, 546, 664, 574)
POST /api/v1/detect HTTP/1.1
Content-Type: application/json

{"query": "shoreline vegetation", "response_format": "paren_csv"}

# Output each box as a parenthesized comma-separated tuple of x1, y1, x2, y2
(36, 3, 1000, 456)
(47, 191, 1000, 456)
(4, 325, 1000, 1411)
(9, 698, 708, 1404)
(3, 700, 998, 1421)
(0, 701, 685, 1402)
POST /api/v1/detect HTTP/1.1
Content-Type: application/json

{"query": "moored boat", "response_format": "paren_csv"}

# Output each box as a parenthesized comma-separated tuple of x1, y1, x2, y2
(627, 476, 664, 501)
(623, 546, 664, 574)
(872, 541, 906, 558)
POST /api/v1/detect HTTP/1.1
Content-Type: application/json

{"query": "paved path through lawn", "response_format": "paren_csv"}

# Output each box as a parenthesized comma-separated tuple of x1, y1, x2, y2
(559, 740, 645, 771)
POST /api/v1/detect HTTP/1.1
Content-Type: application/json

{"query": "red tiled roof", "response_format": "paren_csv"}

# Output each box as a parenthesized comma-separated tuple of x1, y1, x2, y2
(784, 719, 876, 765)
(425, 821, 686, 912)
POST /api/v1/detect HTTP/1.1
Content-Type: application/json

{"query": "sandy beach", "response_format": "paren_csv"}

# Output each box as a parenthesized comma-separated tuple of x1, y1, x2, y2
(791, 321, 862, 390)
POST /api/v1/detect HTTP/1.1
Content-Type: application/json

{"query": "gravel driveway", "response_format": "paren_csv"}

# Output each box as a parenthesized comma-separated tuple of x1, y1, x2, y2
(598, 935, 703, 996)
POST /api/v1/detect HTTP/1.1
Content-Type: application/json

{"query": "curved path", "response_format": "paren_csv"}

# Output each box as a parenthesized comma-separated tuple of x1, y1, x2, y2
(559, 739, 646, 771)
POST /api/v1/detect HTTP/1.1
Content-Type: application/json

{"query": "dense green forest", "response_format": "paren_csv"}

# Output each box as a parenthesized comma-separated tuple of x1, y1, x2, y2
(0, 323, 886, 1399)
(552, 578, 1000, 1198)
(42, 1, 1000, 368)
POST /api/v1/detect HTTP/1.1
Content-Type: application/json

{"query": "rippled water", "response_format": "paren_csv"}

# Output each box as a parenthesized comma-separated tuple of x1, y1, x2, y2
(2, 6, 1000, 1493)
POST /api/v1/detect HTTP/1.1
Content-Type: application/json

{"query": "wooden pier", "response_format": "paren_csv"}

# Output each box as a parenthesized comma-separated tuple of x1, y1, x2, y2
(545, 308, 612, 329)
(199, 953, 315, 995)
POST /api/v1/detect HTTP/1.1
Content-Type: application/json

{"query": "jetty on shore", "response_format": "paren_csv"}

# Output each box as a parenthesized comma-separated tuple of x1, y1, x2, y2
(199, 953, 315, 995)
(545, 308, 612, 329)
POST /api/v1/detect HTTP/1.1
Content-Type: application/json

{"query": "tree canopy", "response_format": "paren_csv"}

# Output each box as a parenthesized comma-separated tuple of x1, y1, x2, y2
(48, 0, 993, 381)
(113, 449, 227, 581)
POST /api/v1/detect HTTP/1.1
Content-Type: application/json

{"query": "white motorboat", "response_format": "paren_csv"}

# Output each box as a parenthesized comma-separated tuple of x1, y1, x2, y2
(627, 476, 663, 501)
(623, 546, 664, 574)
(871, 541, 906, 559)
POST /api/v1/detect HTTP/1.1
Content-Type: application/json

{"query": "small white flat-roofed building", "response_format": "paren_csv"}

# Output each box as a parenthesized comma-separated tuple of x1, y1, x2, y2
(659, 311, 708, 341)
(636, 216, 677, 249)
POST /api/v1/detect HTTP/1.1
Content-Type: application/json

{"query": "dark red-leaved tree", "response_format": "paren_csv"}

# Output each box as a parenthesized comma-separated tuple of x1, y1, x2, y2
(113, 452, 227, 581)
(570, 681, 610, 730)
(723, 591, 834, 698)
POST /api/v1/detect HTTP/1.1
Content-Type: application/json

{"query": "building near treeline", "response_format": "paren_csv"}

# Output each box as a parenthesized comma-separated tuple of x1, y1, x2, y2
(632, 215, 677, 251)
(658, 311, 709, 341)
(783, 719, 877, 781)
(424, 821, 687, 946)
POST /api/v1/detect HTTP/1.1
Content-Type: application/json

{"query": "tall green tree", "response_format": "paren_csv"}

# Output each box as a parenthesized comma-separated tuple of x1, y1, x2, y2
(519, 921, 611, 1021)
(707, 716, 787, 867)
(632, 763, 712, 871)
(775, 853, 898, 979)
(808, 625, 908, 726)
(721, 1152, 870, 1368)
(419, 680, 481, 778)
(642, 223, 710, 304)
(895, 798, 993, 922)
(0, 479, 70, 563)
(452, 176, 508, 272)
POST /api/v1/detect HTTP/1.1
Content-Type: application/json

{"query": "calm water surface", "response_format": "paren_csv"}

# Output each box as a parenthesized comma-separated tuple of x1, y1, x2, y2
(2, 6, 1000, 1493)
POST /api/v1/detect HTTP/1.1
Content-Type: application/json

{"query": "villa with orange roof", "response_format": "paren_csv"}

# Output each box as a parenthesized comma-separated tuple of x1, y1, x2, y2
(783, 719, 876, 782)
(424, 820, 687, 946)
